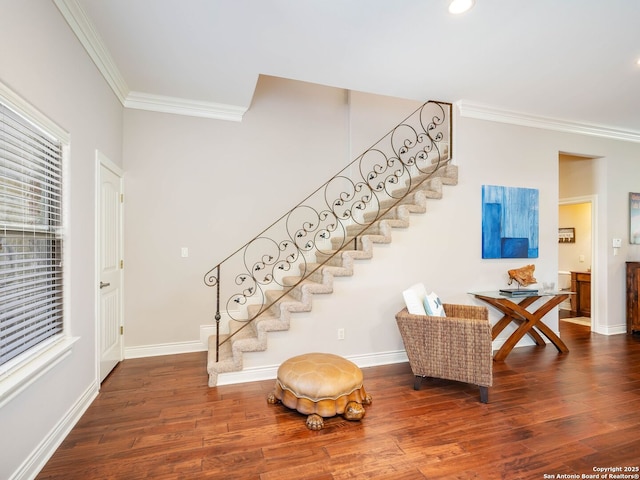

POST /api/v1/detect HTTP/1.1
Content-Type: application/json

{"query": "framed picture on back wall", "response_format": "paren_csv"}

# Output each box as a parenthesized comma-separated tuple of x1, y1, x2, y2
(481, 185, 539, 259)
(558, 227, 575, 243)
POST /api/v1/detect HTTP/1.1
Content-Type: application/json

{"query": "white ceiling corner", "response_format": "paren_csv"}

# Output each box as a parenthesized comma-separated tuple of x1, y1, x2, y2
(124, 92, 247, 122)
(53, 0, 128, 104)
(53, 0, 247, 121)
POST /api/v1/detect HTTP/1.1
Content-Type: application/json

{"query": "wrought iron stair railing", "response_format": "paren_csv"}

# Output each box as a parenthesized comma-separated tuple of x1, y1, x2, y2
(203, 101, 452, 361)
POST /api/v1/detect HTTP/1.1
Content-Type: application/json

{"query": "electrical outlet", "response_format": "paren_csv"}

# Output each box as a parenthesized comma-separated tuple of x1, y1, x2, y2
(612, 238, 622, 248)
(181, 247, 189, 258)
(337, 328, 345, 340)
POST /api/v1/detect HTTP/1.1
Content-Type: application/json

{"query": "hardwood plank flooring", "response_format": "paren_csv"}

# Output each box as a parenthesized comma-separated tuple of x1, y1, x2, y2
(37, 322, 640, 479)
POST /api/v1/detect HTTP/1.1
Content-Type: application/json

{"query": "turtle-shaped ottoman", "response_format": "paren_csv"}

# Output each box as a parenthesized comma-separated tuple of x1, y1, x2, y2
(267, 352, 372, 430)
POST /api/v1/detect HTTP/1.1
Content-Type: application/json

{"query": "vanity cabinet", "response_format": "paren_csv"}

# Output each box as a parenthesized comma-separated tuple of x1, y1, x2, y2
(570, 271, 591, 317)
(626, 262, 640, 334)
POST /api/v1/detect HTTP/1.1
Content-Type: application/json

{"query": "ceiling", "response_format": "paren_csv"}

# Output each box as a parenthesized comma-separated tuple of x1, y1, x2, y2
(57, 0, 640, 136)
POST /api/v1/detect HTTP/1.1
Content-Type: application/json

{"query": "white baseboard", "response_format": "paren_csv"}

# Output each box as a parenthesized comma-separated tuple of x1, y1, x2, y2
(596, 324, 627, 335)
(217, 350, 409, 386)
(200, 324, 216, 345)
(123, 324, 228, 359)
(492, 334, 539, 350)
(125, 340, 206, 359)
(11, 381, 99, 480)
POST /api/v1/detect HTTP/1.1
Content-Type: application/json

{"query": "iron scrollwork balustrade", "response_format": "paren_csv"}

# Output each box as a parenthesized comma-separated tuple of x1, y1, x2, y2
(204, 101, 452, 361)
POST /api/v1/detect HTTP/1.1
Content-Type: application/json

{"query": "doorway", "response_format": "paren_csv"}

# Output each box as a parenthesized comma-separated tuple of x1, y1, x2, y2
(558, 200, 592, 328)
(96, 151, 124, 382)
(558, 152, 598, 332)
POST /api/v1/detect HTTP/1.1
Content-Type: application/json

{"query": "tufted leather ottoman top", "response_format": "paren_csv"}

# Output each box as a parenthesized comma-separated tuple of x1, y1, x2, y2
(276, 352, 364, 401)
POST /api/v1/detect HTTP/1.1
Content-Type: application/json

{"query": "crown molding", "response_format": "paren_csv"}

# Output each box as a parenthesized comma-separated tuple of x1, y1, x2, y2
(54, 0, 129, 104)
(124, 91, 247, 122)
(0, 80, 69, 142)
(54, 0, 247, 121)
(457, 100, 640, 143)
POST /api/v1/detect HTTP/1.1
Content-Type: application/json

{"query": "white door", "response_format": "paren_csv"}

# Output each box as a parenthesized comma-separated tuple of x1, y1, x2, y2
(98, 153, 124, 382)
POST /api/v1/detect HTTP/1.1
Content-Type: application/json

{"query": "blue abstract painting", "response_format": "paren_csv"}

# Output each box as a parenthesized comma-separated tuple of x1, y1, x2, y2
(482, 185, 539, 259)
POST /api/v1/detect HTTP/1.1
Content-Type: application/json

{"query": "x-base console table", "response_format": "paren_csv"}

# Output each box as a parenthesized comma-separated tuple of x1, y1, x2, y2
(469, 291, 572, 361)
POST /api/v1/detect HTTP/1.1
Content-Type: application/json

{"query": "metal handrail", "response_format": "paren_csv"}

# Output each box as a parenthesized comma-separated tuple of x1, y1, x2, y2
(204, 101, 452, 361)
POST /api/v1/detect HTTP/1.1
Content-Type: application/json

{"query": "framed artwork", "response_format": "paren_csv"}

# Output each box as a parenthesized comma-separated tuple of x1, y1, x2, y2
(558, 227, 575, 243)
(630, 192, 640, 244)
(482, 185, 539, 259)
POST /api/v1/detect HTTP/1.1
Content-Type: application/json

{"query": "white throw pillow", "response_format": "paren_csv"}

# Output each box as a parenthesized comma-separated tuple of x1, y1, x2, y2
(402, 283, 428, 315)
(424, 292, 446, 317)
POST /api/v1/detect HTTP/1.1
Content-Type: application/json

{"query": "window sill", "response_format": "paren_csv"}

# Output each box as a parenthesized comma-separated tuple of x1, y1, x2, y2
(0, 336, 80, 409)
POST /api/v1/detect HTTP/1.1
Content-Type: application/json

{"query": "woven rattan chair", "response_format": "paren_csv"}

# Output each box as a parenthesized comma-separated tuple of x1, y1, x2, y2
(395, 304, 493, 403)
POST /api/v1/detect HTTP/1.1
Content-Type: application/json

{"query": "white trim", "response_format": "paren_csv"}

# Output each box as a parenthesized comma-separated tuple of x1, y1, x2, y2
(457, 100, 640, 143)
(199, 309, 242, 341)
(0, 337, 79, 409)
(0, 79, 78, 410)
(95, 151, 125, 382)
(217, 364, 279, 386)
(492, 334, 539, 352)
(347, 350, 409, 368)
(216, 350, 409, 386)
(97, 150, 124, 178)
(53, 0, 247, 121)
(124, 91, 247, 122)
(124, 313, 240, 359)
(0, 80, 69, 142)
(9, 380, 99, 480)
(125, 340, 207, 359)
(200, 324, 216, 346)
(53, 0, 128, 104)
(598, 324, 628, 335)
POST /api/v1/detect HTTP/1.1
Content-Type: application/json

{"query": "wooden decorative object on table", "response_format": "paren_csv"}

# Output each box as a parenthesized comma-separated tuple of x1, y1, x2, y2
(507, 264, 537, 287)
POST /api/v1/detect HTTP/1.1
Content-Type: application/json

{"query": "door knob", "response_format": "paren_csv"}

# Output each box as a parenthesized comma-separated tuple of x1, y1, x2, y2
(100, 281, 111, 289)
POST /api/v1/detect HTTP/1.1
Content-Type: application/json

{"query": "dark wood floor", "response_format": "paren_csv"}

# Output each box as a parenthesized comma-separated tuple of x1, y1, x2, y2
(37, 321, 640, 480)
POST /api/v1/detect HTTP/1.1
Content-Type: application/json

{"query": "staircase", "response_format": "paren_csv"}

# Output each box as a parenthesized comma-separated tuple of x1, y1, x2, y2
(204, 101, 454, 387)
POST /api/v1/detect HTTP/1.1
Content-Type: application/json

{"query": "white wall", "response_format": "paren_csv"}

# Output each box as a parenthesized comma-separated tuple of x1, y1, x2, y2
(122, 76, 350, 350)
(0, 2, 123, 479)
(605, 151, 640, 333)
(560, 154, 596, 198)
(121, 77, 427, 354)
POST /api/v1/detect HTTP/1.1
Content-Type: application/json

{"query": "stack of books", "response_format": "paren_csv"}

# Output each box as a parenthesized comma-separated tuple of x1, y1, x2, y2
(499, 288, 539, 297)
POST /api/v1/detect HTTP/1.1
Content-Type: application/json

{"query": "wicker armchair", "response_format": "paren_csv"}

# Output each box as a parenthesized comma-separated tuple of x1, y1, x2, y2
(395, 304, 493, 403)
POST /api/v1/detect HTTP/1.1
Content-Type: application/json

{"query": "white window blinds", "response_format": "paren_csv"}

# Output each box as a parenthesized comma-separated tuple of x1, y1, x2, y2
(0, 102, 64, 368)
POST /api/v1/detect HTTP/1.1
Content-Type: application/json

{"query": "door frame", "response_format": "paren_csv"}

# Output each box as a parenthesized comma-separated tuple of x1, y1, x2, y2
(95, 150, 124, 384)
(558, 194, 598, 333)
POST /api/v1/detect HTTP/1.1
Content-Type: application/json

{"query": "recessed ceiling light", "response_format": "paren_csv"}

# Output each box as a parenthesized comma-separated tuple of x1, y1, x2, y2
(449, 0, 475, 14)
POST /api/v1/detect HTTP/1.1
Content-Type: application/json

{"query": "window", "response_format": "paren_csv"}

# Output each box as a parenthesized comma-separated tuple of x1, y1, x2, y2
(1, 85, 69, 392)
